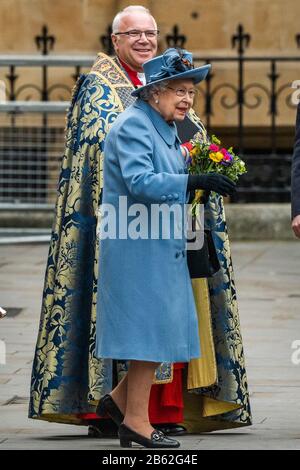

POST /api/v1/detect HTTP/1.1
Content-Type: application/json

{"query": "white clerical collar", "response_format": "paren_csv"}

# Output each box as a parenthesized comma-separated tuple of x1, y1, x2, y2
(137, 73, 146, 85)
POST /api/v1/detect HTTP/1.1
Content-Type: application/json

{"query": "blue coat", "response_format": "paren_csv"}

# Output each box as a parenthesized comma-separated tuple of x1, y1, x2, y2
(96, 99, 201, 362)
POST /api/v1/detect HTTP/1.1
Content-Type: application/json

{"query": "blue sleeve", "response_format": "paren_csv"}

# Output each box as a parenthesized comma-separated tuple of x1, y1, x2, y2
(115, 114, 188, 204)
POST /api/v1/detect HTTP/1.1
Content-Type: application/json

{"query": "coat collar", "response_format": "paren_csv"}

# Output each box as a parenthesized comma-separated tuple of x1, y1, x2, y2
(133, 99, 181, 147)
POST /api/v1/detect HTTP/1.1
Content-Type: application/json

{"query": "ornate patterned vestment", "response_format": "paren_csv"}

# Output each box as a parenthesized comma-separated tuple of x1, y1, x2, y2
(29, 53, 252, 431)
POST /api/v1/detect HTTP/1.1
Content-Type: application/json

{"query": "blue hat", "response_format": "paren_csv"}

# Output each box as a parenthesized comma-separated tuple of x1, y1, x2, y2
(132, 48, 211, 97)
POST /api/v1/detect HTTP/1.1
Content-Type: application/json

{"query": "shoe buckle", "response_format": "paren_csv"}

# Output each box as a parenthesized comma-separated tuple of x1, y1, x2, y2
(152, 430, 164, 441)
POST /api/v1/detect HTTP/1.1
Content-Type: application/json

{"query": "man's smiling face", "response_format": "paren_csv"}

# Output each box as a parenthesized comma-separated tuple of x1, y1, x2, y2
(112, 12, 158, 72)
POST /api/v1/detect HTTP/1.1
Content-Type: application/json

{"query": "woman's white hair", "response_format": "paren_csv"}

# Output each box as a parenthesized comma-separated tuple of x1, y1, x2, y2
(139, 81, 170, 102)
(112, 5, 157, 33)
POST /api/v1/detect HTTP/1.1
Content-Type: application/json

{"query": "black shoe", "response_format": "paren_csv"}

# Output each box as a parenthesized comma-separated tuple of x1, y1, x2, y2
(118, 423, 180, 448)
(88, 419, 118, 438)
(154, 423, 187, 436)
(96, 394, 124, 426)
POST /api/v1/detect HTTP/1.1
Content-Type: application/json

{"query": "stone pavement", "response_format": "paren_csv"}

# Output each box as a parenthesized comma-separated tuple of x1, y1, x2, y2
(0, 241, 300, 450)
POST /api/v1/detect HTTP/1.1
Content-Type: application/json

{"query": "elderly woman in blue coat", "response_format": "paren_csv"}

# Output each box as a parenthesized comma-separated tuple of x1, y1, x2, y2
(96, 48, 235, 448)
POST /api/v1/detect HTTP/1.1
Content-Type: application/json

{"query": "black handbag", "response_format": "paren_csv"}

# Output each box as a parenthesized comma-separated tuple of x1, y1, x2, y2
(186, 217, 220, 279)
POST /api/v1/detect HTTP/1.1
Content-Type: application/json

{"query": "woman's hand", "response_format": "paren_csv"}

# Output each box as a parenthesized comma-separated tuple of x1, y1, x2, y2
(292, 215, 300, 238)
(187, 173, 236, 197)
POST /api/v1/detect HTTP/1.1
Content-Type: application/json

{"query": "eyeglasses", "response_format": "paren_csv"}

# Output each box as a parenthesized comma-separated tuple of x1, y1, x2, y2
(167, 86, 197, 99)
(114, 30, 159, 39)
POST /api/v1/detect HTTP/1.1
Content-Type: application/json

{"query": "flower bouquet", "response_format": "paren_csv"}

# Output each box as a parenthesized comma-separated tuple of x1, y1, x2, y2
(185, 135, 247, 215)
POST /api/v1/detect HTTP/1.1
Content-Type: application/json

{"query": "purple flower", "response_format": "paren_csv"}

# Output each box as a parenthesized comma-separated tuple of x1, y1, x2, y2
(221, 152, 234, 166)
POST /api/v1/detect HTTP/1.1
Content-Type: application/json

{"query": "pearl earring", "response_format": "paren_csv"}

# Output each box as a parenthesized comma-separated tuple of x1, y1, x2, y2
(155, 99, 159, 104)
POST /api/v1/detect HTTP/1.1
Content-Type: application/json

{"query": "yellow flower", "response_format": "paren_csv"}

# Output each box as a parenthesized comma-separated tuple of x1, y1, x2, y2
(190, 148, 198, 157)
(209, 151, 224, 163)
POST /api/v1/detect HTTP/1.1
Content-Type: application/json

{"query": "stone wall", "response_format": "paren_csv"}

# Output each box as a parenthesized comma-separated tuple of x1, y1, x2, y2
(0, 0, 299, 125)
(1, 0, 300, 55)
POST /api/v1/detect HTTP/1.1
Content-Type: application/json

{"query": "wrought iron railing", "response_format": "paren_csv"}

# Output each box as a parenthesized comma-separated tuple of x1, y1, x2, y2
(0, 103, 66, 206)
(0, 24, 299, 205)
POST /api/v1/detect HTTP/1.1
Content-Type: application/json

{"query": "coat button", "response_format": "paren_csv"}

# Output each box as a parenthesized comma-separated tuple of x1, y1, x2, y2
(175, 251, 181, 258)
(167, 194, 173, 200)
(182, 250, 186, 257)
(173, 193, 179, 200)
(161, 195, 167, 201)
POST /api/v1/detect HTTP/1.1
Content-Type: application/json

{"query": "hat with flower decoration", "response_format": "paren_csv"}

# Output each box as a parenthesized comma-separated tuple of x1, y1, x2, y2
(131, 47, 211, 97)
